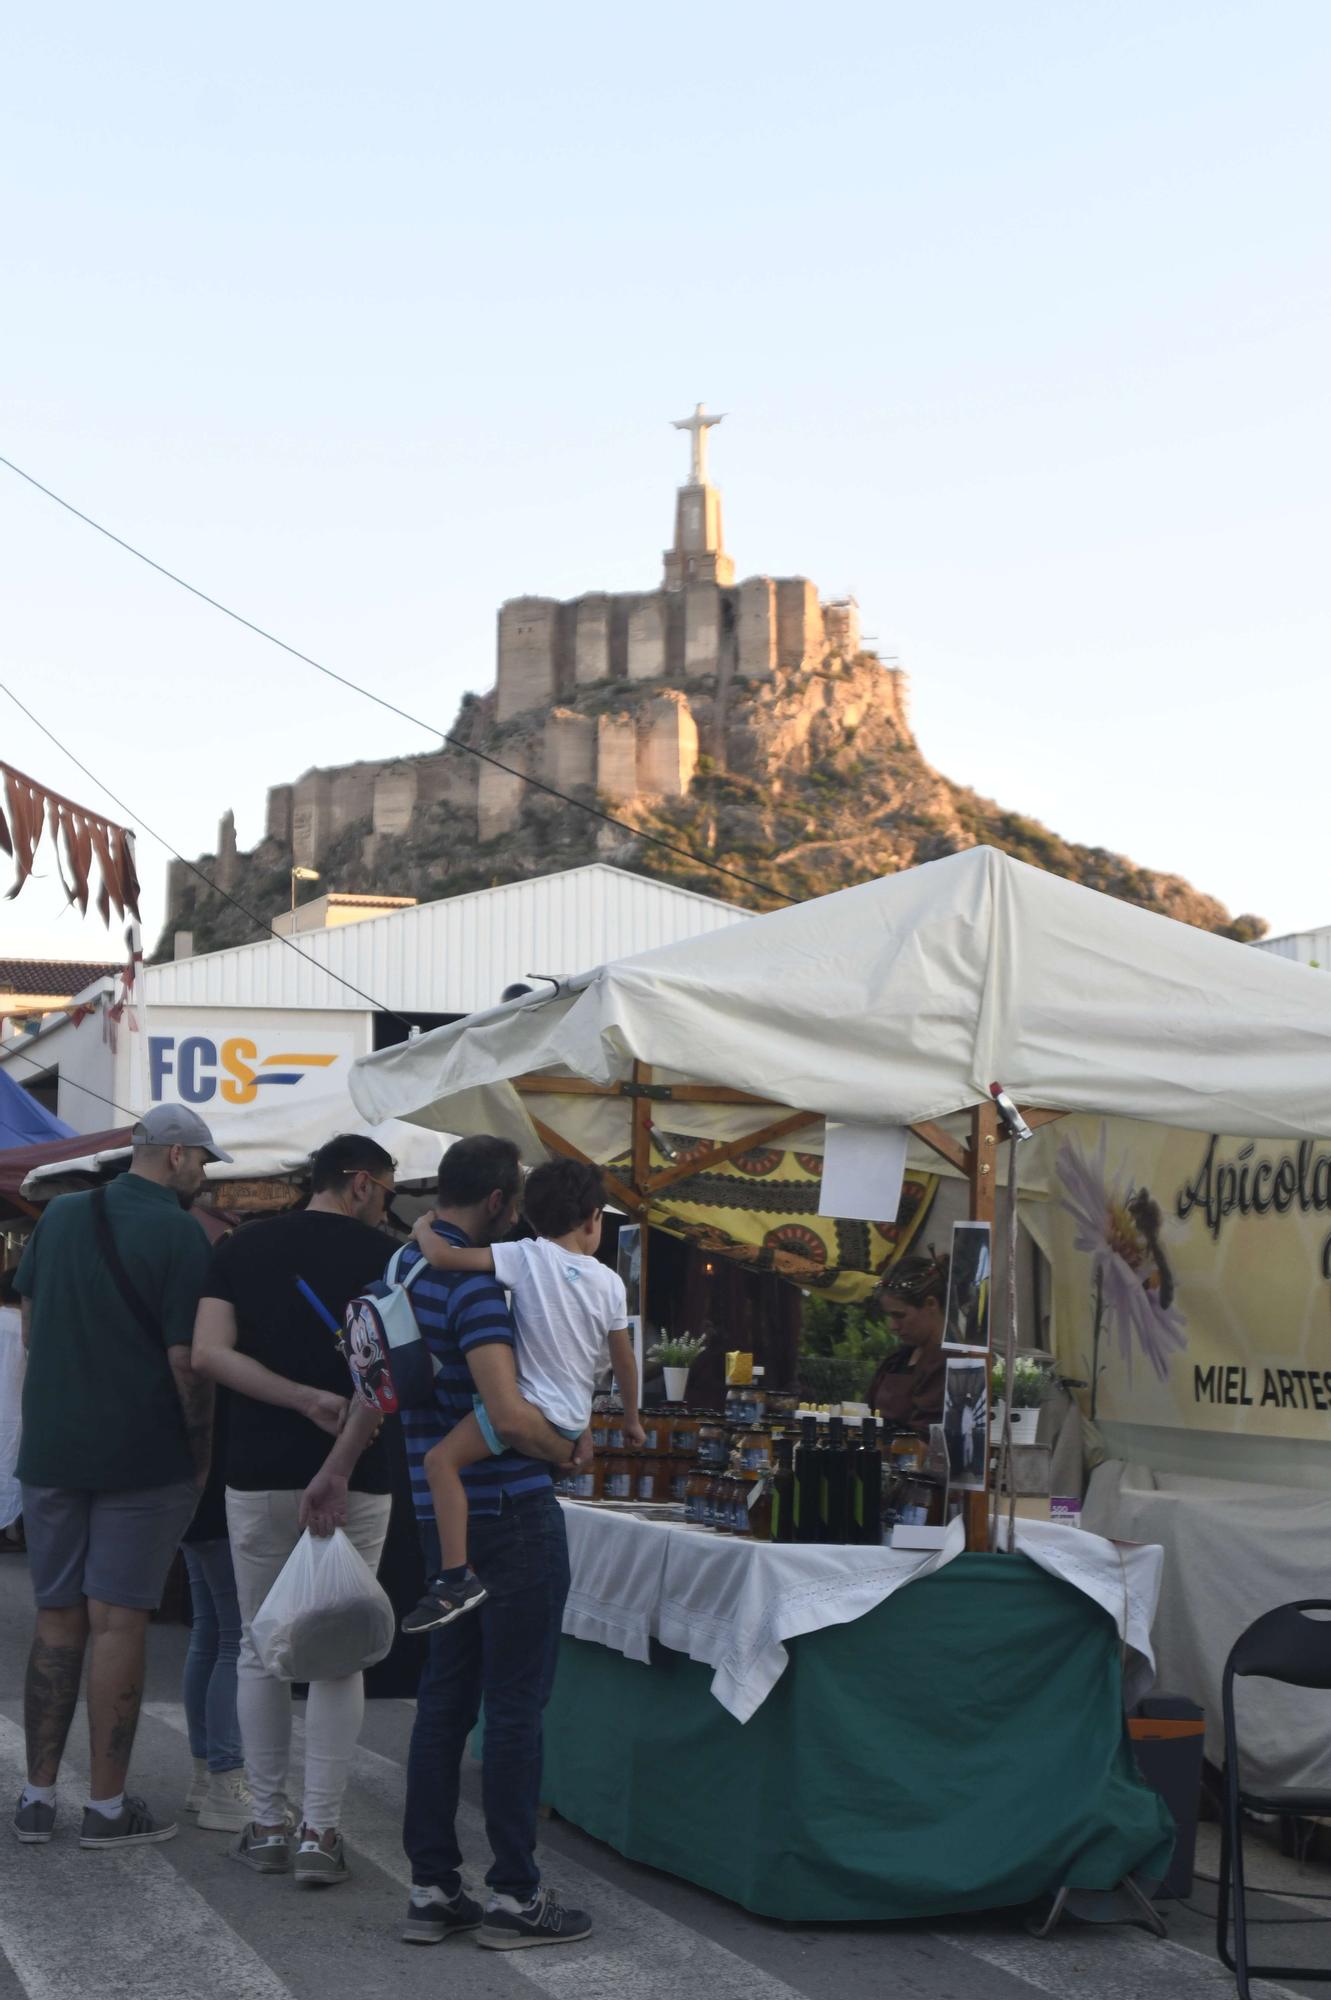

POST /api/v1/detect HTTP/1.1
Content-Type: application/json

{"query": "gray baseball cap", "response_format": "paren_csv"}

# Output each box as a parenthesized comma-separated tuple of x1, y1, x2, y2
(132, 1104, 233, 1163)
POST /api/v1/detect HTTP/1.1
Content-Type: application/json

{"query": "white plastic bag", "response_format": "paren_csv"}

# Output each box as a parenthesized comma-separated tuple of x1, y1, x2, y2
(250, 1528, 396, 1682)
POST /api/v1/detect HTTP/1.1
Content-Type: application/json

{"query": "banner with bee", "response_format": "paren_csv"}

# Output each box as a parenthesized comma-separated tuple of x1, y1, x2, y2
(1049, 1114, 1331, 1440)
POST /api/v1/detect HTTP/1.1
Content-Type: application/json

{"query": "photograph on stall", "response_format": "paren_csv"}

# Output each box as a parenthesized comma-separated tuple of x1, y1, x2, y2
(942, 1357, 989, 1490)
(943, 1220, 991, 1352)
(616, 1222, 644, 1379)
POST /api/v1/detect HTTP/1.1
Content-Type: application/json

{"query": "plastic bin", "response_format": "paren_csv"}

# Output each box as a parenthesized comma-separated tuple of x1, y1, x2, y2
(1129, 1694, 1206, 1899)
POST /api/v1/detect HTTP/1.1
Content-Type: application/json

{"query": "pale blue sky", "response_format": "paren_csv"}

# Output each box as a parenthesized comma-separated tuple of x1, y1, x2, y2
(3, 1, 1328, 960)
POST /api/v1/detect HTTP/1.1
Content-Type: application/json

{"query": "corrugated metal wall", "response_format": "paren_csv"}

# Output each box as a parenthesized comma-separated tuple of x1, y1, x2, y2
(147, 865, 752, 1015)
(1256, 926, 1331, 969)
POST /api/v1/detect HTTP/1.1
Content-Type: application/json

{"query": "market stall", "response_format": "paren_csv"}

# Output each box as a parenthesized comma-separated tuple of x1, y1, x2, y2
(349, 847, 1331, 1915)
(544, 1504, 1167, 1920)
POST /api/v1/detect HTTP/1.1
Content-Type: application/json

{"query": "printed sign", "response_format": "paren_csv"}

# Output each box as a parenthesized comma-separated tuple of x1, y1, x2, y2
(1050, 1115, 1331, 1441)
(146, 1026, 356, 1109)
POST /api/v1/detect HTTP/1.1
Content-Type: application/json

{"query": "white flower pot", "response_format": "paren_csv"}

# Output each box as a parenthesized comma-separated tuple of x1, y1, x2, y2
(1008, 1407, 1041, 1445)
(663, 1366, 690, 1403)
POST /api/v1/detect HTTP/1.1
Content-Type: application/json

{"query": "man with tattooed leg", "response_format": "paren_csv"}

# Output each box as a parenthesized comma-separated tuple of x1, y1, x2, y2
(10, 1106, 226, 1849)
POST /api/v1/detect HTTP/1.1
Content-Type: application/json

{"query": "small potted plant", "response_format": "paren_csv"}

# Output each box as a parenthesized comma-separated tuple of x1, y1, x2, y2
(648, 1332, 705, 1404)
(990, 1357, 1046, 1444)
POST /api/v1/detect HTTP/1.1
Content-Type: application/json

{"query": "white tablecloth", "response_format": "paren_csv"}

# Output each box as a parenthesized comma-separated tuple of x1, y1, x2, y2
(559, 1501, 1163, 1724)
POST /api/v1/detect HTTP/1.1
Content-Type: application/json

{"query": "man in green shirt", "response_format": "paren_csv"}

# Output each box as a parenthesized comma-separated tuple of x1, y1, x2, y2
(10, 1104, 229, 1852)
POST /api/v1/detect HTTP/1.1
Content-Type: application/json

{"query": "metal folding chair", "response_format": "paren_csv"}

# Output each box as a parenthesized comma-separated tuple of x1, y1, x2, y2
(1216, 1598, 1331, 1999)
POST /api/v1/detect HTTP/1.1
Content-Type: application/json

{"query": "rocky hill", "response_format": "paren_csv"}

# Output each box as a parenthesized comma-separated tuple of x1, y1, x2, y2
(161, 647, 1265, 956)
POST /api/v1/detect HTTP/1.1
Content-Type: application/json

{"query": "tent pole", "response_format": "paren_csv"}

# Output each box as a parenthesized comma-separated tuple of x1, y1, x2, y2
(963, 1099, 999, 1552)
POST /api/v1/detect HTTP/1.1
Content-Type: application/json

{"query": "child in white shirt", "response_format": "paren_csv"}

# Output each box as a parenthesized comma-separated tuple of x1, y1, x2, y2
(402, 1158, 643, 1630)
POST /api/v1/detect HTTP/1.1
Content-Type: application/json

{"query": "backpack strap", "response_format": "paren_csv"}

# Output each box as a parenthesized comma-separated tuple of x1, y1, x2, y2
(387, 1242, 430, 1291)
(91, 1184, 163, 1348)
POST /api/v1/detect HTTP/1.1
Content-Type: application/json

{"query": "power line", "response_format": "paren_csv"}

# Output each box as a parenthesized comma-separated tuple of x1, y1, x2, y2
(0, 681, 414, 1031)
(1, 1032, 138, 1124)
(0, 451, 792, 909)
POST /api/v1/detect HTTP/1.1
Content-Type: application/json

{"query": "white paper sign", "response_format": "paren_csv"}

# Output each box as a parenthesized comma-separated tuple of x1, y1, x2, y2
(817, 1120, 908, 1223)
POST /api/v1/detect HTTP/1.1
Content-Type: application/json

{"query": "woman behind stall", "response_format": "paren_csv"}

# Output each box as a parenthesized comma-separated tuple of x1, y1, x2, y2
(866, 1252, 949, 1437)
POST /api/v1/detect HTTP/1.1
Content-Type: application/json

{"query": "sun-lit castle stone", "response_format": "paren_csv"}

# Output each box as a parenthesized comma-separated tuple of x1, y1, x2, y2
(165, 408, 907, 930)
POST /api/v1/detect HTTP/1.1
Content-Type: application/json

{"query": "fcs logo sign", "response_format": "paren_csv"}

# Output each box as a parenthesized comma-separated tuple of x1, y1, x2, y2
(148, 1033, 347, 1108)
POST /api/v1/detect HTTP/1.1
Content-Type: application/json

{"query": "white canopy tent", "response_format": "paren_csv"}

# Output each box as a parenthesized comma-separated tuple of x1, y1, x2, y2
(349, 845, 1331, 1790)
(349, 844, 1331, 1154)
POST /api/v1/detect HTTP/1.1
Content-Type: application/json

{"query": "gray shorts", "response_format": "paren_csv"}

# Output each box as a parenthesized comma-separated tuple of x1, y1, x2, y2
(21, 1480, 199, 1611)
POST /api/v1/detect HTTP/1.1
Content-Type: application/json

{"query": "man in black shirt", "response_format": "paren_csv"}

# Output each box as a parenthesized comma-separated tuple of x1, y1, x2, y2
(193, 1134, 394, 1888)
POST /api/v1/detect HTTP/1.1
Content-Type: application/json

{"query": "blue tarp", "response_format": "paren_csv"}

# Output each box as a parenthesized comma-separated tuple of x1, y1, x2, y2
(0, 1066, 74, 1149)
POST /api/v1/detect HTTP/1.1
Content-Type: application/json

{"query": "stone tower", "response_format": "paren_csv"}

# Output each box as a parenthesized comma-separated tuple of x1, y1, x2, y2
(662, 403, 735, 590)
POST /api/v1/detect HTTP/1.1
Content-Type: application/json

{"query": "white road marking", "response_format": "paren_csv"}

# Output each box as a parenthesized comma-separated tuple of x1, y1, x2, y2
(139, 1701, 1312, 2000)
(941, 1925, 1310, 1999)
(0, 1715, 300, 2000)
(147, 1702, 815, 2000)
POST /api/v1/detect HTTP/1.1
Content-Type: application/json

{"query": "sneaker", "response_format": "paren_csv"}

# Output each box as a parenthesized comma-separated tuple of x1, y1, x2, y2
(79, 1795, 178, 1849)
(231, 1820, 293, 1874)
(294, 1826, 349, 1887)
(185, 1759, 209, 1814)
(478, 1885, 593, 1950)
(401, 1884, 484, 1944)
(12, 1795, 56, 1845)
(401, 1570, 488, 1634)
(197, 1770, 255, 1833)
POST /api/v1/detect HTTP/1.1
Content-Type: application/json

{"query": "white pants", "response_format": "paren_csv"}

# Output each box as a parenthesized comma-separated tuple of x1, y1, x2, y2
(226, 1487, 392, 1833)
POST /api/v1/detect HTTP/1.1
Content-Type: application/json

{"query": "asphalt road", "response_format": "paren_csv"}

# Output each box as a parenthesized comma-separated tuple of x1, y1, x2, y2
(0, 1554, 1324, 2000)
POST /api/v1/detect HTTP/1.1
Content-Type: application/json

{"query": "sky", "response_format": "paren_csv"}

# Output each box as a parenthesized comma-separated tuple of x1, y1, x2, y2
(2, 1, 1328, 962)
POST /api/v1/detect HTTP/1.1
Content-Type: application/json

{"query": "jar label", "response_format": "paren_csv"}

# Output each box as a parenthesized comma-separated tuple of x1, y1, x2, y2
(606, 1471, 631, 1498)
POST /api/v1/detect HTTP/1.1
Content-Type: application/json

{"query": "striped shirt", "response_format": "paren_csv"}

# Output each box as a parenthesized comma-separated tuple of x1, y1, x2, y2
(398, 1222, 551, 1519)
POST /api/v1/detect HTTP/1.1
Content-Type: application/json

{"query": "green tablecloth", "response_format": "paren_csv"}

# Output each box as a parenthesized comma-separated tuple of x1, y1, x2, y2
(540, 1551, 1174, 1922)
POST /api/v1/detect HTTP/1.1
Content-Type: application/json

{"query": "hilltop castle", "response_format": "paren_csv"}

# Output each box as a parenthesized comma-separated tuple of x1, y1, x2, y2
(167, 406, 908, 931)
(164, 410, 1257, 959)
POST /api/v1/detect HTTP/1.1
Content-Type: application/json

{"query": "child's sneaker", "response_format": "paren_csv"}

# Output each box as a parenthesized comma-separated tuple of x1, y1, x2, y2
(402, 1570, 488, 1633)
(478, 1884, 592, 1950)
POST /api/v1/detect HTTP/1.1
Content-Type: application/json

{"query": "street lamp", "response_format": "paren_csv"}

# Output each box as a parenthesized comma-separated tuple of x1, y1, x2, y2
(290, 865, 320, 915)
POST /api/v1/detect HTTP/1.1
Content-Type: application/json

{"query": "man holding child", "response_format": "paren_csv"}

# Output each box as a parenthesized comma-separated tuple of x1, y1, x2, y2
(359, 1134, 626, 1952)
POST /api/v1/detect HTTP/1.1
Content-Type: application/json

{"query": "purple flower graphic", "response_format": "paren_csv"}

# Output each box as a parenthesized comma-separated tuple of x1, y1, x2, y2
(1056, 1128, 1187, 1413)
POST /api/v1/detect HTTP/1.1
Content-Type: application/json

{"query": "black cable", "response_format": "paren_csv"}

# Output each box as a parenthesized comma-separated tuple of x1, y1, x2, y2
(0, 682, 415, 1032)
(0, 451, 792, 909)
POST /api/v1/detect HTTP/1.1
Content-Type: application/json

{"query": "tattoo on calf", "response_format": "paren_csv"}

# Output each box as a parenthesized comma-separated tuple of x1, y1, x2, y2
(106, 1683, 142, 1774)
(24, 1640, 85, 1784)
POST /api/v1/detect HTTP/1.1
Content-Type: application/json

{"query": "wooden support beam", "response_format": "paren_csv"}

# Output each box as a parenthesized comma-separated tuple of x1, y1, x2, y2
(643, 1110, 815, 1198)
(908, 1120, 969, 1177)
(513, 1075, 619, 1098)
(965, 1096, 999, 1229)
(1016, 1106, 1067, 1131)
(511, 1072, 784, 1109)
(528, 1115, 644, 1218)
(630, 1062, 653, 1194)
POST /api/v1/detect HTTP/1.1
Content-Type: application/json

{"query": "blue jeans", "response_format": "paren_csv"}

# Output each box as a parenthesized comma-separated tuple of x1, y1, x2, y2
(182, 1538, 244, 1774)
(403, 1487, 569, 1901)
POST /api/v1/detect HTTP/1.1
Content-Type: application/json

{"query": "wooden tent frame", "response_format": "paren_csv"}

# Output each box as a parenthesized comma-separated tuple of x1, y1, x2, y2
(512, 1065, 1064, 1548)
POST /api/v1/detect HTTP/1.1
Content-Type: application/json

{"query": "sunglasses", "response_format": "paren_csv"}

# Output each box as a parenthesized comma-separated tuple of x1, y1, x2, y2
(341, 1169, 397, 1198)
